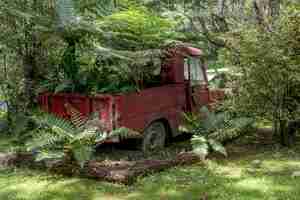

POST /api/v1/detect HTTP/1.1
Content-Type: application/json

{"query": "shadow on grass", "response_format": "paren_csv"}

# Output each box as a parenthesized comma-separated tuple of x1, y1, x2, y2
(1, 157, 300, 200)
(123, 163, 300, 200)
(123, 137, 300, 200)
(1, 130, 300, 200)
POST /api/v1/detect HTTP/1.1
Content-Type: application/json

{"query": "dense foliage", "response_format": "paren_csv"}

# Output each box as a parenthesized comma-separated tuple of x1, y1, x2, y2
(99, 7, 175, 50)
(220, 2, 300, 144)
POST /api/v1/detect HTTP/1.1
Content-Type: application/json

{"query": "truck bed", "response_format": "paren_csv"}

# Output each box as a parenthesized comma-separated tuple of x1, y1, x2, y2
(38, 84, 187, 137)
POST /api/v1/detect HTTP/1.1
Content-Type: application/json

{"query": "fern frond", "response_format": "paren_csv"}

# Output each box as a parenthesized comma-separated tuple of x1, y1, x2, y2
(182, 106, 254, 158)
(208, 139, 227, 157)
(37, 114, 77, 139)
(93, 127, 141, 143)
(182, 112, 199, 130)
(191, 136, 209, 159)
(73, 127, 98, 143)
(26, 130, 65, 151)
(208, 118, 254, 142)
(64, 103, 88, 130)
(35, 150, 65, 162)
(30, 112, 142, 167)
(109, 127, 141, 140)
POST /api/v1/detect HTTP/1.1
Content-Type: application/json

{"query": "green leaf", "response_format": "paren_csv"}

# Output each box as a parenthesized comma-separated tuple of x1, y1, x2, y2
(29, 113, 141, 168)
(208, 139, 227, 157)
(191, 136, 207, 145)
(35, 151, 65, 162)
(73, 127, 98, 142)
(26, 130, 64, 151)
(72, 144, 93, 168)
(191, 136, 209, 159)
(192, 143, 209, 159)
(54, 81, 72, 93)
(40, 114, 78, 137)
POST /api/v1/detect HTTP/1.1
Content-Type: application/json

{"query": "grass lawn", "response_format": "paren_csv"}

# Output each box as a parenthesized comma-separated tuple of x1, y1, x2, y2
(1, 132, 300, 200)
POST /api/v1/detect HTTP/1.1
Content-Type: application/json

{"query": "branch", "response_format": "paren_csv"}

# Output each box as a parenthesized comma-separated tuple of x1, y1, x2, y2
(184, 13, 226, 48)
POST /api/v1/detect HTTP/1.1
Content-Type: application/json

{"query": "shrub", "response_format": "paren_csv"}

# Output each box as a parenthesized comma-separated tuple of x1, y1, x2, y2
(181, 107, 254, 159)
(218, 3, 300, 145)
(27, 111, 140, 168)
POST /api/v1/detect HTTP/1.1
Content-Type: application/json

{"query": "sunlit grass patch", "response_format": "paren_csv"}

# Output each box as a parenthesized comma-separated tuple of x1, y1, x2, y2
(1, 130, 300, 200)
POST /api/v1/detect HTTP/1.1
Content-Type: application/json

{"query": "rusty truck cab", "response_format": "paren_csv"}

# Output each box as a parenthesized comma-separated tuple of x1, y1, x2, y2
(160, 45, 210, 113)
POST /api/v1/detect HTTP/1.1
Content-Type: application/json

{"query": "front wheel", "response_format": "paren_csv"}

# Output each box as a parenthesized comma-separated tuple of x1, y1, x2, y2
(142, 121, 166, 153)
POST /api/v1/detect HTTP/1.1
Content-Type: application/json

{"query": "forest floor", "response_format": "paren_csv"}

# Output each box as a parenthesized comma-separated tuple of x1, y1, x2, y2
(0, 130, 300, 200)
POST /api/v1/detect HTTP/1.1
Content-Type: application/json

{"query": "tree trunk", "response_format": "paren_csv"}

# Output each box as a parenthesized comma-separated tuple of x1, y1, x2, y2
(85, 152, 201, 184)
(279, 119, 287, 146)
(22, 0, 40, 110)
(23, 54, 35, 109)
(286, 120, 300, 147)
(218, 0, 226, 17)
(2, 151, 202, 184)
(253, 0, 281, 31)
(269, 0, 281, 18)
(238, 0, 246, 20)
(253, 0, 267, 27)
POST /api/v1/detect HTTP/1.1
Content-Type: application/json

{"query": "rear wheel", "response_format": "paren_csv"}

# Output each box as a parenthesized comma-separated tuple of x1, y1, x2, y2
(142, 121, 166, 152)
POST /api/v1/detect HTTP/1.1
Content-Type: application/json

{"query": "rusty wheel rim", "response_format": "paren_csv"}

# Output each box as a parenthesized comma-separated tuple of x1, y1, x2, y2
(142, 122, 166, 152)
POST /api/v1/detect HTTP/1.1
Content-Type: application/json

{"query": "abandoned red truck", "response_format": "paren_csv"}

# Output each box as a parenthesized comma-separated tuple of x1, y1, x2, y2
(38, 44, 224, 152)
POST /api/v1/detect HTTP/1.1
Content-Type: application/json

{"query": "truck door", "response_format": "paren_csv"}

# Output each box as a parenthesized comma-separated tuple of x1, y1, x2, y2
(184, 56, 210, 112)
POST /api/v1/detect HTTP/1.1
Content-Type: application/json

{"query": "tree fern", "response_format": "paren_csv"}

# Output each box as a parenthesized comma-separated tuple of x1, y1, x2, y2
(64, 102, 88, 130)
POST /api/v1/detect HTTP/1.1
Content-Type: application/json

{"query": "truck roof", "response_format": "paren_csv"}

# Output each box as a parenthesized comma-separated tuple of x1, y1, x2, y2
(184, 46, 203, 56)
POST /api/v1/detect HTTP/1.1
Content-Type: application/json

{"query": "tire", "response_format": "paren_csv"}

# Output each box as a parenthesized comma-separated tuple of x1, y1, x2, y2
(142, 121, 166, 152)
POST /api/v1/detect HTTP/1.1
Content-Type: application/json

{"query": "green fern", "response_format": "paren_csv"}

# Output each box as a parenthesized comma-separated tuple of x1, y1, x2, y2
(35, 151, 65, 162)
(27, 112, 141, 167)
(182, 107, 254, 159)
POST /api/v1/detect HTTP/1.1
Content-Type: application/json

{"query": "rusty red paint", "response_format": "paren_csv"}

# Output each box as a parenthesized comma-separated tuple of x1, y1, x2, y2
(185, 47, 203, 56)
(115, 84, 187, 136)
(38, 46, 222, 141)
(49, 93, 91, 119)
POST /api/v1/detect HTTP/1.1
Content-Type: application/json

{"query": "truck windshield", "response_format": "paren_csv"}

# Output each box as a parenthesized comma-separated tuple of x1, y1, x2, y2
(184, 57, 205, 85)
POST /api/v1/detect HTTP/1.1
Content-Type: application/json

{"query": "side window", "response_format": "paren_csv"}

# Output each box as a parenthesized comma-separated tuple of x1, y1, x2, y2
(184, 57, 205, 85)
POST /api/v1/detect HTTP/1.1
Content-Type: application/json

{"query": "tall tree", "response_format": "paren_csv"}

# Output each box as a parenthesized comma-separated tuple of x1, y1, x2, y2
(221, 2, 300, 145)
(0, 0, 55, 109)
